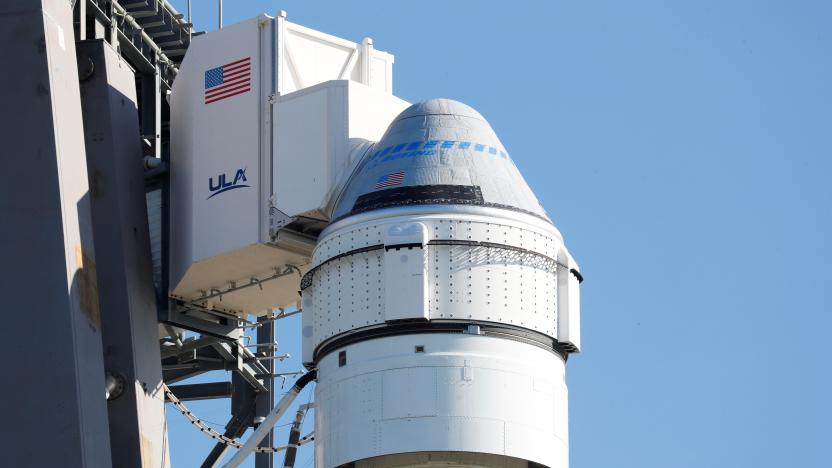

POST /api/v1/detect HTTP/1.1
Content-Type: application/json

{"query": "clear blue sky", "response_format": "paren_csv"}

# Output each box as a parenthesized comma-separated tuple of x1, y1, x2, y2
(166, 1, 831, 467)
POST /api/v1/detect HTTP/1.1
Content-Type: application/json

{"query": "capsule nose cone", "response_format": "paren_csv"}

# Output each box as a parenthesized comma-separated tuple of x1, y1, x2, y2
(332, 99, 550, 223)
(393, 98, 488, 123)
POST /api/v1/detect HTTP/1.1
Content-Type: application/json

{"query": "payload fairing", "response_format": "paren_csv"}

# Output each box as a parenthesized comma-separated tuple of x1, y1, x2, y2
(171, 12, 580, 468)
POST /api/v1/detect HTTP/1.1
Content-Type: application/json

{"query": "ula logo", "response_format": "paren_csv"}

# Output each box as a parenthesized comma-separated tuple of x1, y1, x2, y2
(208, 168, 250, 199)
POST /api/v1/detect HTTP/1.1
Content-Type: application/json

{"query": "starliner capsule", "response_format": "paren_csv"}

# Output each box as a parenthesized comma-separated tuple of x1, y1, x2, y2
(300, 99, 582, 468)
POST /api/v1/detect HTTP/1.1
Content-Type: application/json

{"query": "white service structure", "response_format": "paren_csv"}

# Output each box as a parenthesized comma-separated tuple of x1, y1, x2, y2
(170, 12, 405, 317)
(171, 11, 581, 468)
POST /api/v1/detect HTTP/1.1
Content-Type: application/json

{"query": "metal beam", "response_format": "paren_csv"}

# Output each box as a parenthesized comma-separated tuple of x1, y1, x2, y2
(78, 39, 170, 468)
(141, 60, 162, 158)
(161, 367, 210, 384)
(0, 1, 111, 466)
(162, 301, 240, 338)
(160, 335, 220, 359)
(212, 342, 268, 392)
(167, 382, 233, 401)
(255, 316, 276, 468)
(84, 0, 184, 90)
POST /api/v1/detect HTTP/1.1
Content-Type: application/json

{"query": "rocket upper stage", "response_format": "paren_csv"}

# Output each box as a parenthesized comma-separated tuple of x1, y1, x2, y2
(332, 99, 551, 223)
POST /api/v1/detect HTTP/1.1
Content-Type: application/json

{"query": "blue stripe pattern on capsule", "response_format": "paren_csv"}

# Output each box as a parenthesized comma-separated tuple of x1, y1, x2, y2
(369, 140, 510, 164)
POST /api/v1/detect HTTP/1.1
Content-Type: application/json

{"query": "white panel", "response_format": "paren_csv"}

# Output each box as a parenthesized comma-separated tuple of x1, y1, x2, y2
(427, 243, 557, 336)
(171, 17, 265, 285)
(380, 417, 505, 455)
(187, 20, 262, 261)
(306, 223, 388, 351)
(312, 223, 384, 265)
(506, 422, 568, 466)
(285, 26, 353, 90)
(275, 83, 344, 217)
(320, 370, 383, 466)
(301, 290, 314, 364)
(274, 81, 408, 219)
(371, 54, 392, 93)
(382, 223, 428, 322)
(383, 246, 427, 321)
(557, 249, 581, 351)
(566, 271, 581, 350)
(382, 367, 436, 419)
(310, 250, 385, 345)
(423, 216, 559, 337)
(280, 20, 395, 94)
(347, 82, 409, 142)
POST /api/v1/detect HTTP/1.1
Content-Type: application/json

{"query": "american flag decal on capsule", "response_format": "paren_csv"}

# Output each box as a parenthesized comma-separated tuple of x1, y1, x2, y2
(375, 170, 405, 189)
(204, 57, 251, 104)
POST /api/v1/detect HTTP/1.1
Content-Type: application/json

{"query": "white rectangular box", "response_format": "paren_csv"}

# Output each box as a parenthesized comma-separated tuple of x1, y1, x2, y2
(170, 14, 407, 316)
(382, 223, 429, 322)
(274, 81, 408, 220)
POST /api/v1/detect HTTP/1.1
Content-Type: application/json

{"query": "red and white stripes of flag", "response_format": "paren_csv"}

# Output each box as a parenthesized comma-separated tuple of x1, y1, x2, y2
(204, 57, 251, 104)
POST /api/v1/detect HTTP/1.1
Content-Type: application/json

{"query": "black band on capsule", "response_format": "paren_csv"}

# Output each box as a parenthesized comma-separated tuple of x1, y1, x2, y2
(332, 184, 551, 224)
(313, 320, 573, 363)
(352, 184, 484, 214)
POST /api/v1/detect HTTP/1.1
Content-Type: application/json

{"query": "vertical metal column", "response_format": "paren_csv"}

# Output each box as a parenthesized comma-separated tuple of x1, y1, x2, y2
(77, 39, 171, 468)
(256, 317, 276, 468)
(76, 0, 86, 40)
(0, 1, 112, 466)
(141, 58, 162, 159)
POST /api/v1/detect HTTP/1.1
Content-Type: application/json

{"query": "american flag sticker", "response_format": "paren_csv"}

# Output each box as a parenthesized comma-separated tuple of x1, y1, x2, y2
(375, 170, 405, 189)
(204, 57, 251, 104)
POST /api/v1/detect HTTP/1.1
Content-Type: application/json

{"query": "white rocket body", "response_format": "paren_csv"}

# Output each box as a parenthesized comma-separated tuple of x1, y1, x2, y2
(170, 13, 580, 468)
(302, 100, 581, 468)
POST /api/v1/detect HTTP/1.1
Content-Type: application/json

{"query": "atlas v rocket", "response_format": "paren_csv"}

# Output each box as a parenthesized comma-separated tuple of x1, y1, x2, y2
(170, 11, 581, 468)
